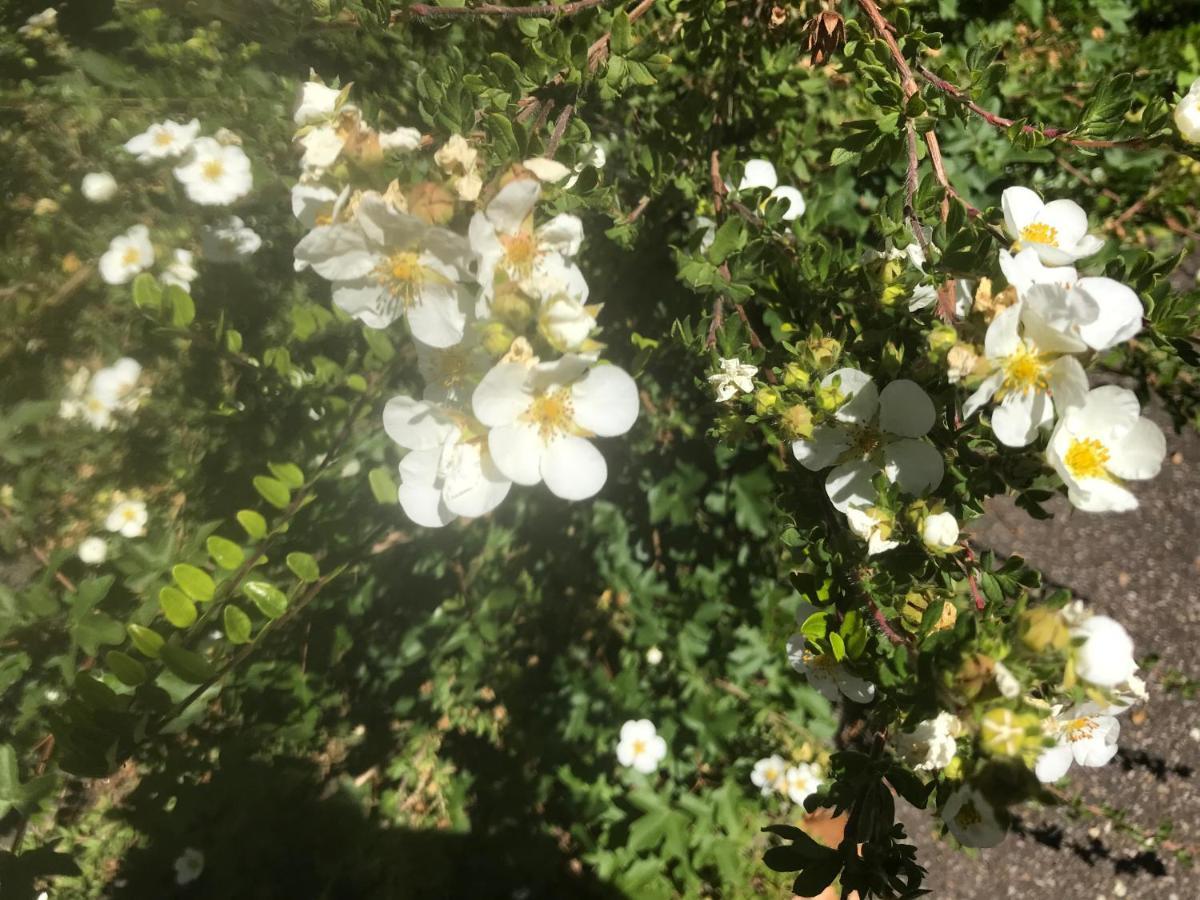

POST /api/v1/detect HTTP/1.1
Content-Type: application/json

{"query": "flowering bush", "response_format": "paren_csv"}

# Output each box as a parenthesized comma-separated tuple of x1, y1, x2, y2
(0, 1, 1198, 898)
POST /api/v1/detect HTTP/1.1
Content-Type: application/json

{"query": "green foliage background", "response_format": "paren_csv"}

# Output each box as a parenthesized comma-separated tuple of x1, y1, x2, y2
(0, 0, 1197, 897)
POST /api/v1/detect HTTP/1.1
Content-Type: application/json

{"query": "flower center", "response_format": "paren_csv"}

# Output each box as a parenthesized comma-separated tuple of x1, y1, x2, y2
(374, 250, 436, 312)
(154, 130, 174, 147)
(1063, 438, 1110, 480)
(524, 388, 574, 441)
(802, 650, 836, 672)
(1066, 717, 1098, 742)
(121, 247, 141, 266)
(122, 507, 138, 522)
(500, 231, 539, 280)
(954, 800, 983, 829)
(764, 767, 779, 782)
(1002, 344, 1047, 395)
(1019, 222, 1059, 247)
(202, 159, 225, 181)
(632, 739, 647, 756)
(849, 426, 882, 456)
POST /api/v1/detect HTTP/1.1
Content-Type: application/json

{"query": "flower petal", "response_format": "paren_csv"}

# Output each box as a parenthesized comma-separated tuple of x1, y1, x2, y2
(1001, 186, 1044, 237)
(992, 389, 1049, 447)
(473, 362, 533, 427)
(878, 379, 936, 438)
(823, 368, 879, 424)
(486, 178, 541, 234)
(487, 422, 544, 486)
(882, 438, 944, 495)
(1034, 744, 1074, 783)
(825, 460, 879, 513)
(768, 186, 805, 221)
(571, 364, 639, 437)
(406, 280, 468, 349)
(792, 425, 851, 471)
(382, 396, 452, 450)
(1072, 278, 1143, 350)
(1105, 417, 1165, 481)
(541, 435, 607, 500)
(738, 159, 778, 191)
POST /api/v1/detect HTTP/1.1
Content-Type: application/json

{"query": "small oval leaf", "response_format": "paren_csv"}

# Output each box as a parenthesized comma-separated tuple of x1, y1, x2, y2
(253, 476, 291, 509)
(236, 509, 268, 540)
(172, 564, 215, 602)
(206, 536, 245, 570)
(286, 552, 319, 583)
(242, 581, 288, 619)
(160, 644, 216, 684)
(159, 586, 197, 628)
(127, 624, 164, 658)
(106, 650, 147, 686)
(223, 605, 253, 644)
(268, 462, 305, 489)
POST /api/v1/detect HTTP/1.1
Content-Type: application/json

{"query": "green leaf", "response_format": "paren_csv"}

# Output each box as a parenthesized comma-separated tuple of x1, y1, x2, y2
(886, 763, 933, 809)
(828, 631, 846, 661)
(286, 552, 319, 583)
(131, 273, 161, 311)
(829, 146, 860, 166)
(223, 605, 253, 644)
(172, 564, 215, 602)
(980, 571, 1003, 607)
(368, 466, 398, 504)
(160, 644, 217, 684)
(206, 536, 245, 570)
(127, 623, 164, 658)
(237, 509, 268, 540)
(0, 744, 20, 817)
(158, 586, 197, 628)
(165, 284, 195, 327)
(611, 9, 631, 55)
(253, 475, 291, 509)
(105, 650, 147, 686)
(243, 581, 288, 619)
(268, 462, 305, 489)
(486, 112, 518, 159)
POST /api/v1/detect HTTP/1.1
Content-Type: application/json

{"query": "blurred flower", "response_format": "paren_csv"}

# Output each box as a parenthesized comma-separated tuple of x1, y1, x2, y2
(645, 646, 663, 666)
(941, 785, 1005, 848)
(522, 157, 572, 183)
(161, 249, 198, 291)
(435, 134, 482, 201)
(1174, 78, 1200, 144)
(472, 355, 639, 501)
(616, 719, 667, 774)
(1035, 704, 1119, 783)
(895, 711, 961, 771)
(992, 660, 1021, 699)
(921, 511, 959, 551)
(784, 762, 822, 805)
(750, 755, 787, 795)
(298, 124, 345, 174)
(105, 498, 148, 538)
(1001, 186, 1104, 265)
(202, 216, 262, 262)
(123, 118, 200, 164)
(786, 637, 875, 703)
(174, 847, 205, 886)
(81, 172, 117, 203)
(793, 369, 943, 512)
(708, 357, 757, 402)
(294, 79, 343, 125)
(78, 536, 108, 565)
(379, 126, 422, 153)
(737, 159, 805, 221)
(174, 137, 253, 205)
(1072, 613, 1138, 687)
(846, 506, 900, 556)
(99, 224, 155, 285)
(1046, 386, 1165, 512)
(564, 143, 606, 189)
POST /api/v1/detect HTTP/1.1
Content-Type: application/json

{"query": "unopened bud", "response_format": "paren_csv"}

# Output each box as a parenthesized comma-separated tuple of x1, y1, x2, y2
(782, 362, 810, 387)
(407, 181, 455, 225)
(808, 337, 842, 369)
(754, 386, 780, 415)
(955, 653, 994, 700)
(1019, 608, 1070, 652)
(781, 404, 813, 439)
(880, 283, 907, 307)
(928, 323, 958, 355)
(480, 322, 516, 357)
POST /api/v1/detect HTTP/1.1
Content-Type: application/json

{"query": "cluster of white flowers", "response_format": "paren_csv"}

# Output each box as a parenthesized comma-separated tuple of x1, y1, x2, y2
(750, 754, 823, 805)
(956, 187, 1166, 511)
(96, 118, 258, 288)
(59, 358, 145, 430)
(615, 719, 668, 774)
(290, 77, 639, 527)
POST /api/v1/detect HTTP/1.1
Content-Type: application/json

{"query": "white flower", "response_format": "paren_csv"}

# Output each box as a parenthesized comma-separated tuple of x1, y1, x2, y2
(435, 134, 482, 201)
(294, 80, 343, 125)
(78, 536, 108, 565)
(1035, 704, 1120, 783)
(846, 506, 900, 556)
(295, 192, 473, 345)
(291, 183, 341, 229)
(468, 179, 584, 304)
(695, 215, 717, 252)
(522, 157, 572, 183)
(1001, 186, 1104, 266)
(161, 249, 198, 291)
(645, 646, 663, 666)
(786, 636, 876, 703)
(793, 369, 944, 512)
(1011, 270, 1144, 352)
(941, 786, 1005, 848)
(1174, 78, 1200, 144)
(472, 355, 639, 500)
(174, 138, 253, 206)
(81, 172, 117, 203)
(993, 660, 1021, 699)
(564, 143, 606, 189)
(1046, 385, 1166, 512)
(921, 511, 959, 550)
(174, 847, 205, 886)
(750, 755, 788, 795)
(998, 247, 1077, 294)
(962, 302, 1089, 447)
(298, 124, 345, 173)
(784, 763, 823, 805)
(105, 499, 148, 538)
(123, 118, 200, 163)
(99, 224, 155, 285)
(379, 126, 423, 153)
(539, 296, 599, 353)
(382, 395, 511, 528)
(616, 719, 667, 774)
(737, 159, 805, 221)
(22, 8, 57, 30)
(415, 331, 493, 405)
(89, 357, 143, 414)
(1072, 613, 1138, 688)
(708, 357, 757, 402)
(202, 216, 262, 263)
(895, 711, 961, 772)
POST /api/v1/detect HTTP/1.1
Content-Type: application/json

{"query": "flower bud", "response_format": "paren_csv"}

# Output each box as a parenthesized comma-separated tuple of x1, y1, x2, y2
(480, 322, 516, 357)
(781, 404, 813, 439)
(880, 283, 907, 307)
(782, 362, 809, 387)
(1019, 608, 1070, 653)
(808, 337, 841, 369)
(407, 182, 456, 226)
(955, 653, 994, 700)
(754, 386, 780, 415)
(490, 285, 535, 329)
(927, 323, 958, 356)
(814, 383, 843, 413)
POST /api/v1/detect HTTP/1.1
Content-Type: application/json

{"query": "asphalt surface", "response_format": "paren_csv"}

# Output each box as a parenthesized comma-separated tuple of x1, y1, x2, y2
(897, 410, 1200, 899)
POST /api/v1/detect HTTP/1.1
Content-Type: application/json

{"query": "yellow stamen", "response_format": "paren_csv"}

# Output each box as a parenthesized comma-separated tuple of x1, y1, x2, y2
(1066, 717, 1098, 742)
(524, 388, 574, 441)
(202, 160, 225, 181)
(154, 130, 174, 147)
(373, 250, 439, 314)
(499, 231, 538, 280)
(1002, 344, 1048, 396)
(1019, 222, 1059, 248)
(1063, 438, 1110, 480)
(632, 739, 647, 756)
(121, 247, 141, 266)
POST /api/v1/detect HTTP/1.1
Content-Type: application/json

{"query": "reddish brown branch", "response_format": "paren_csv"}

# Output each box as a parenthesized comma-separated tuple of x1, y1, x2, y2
(868, 599, 905, 645)
(398, 0, 607, 20)
(545, 103, 574, 157)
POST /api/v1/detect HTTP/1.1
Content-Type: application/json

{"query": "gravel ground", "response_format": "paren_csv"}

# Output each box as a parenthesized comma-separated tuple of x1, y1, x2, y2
(897, 411, 1200, 899)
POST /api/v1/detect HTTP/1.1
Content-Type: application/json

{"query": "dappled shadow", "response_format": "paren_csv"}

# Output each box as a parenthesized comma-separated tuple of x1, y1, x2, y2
(1115, 747, 1194, 781)
(1010, 820, 1169, 879)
